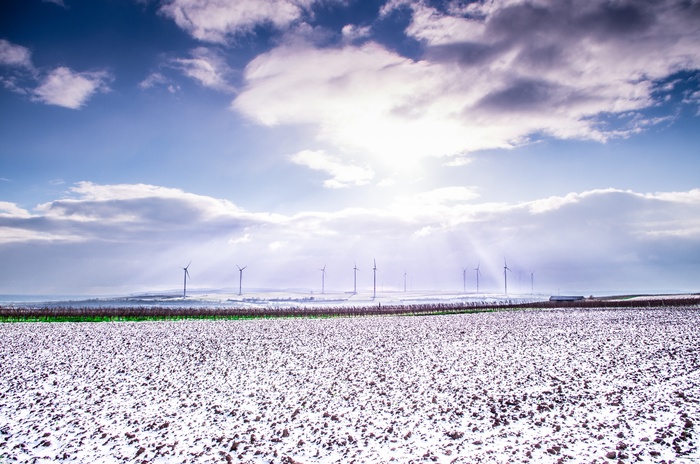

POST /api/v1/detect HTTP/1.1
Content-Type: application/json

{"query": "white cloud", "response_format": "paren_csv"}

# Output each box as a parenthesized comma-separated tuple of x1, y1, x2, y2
(650, 189, 700, 204)
(378, 0, 410, 18)
(0, 202, 31, 219)
(341, 24, 372, 43)
(139, 72, 169, 90)
(377, 177, 396, 188)
(234, 42, 487, 168)
(290, 149, 374, 188)
(405, 4, 484, 45)
(444, 156, 472, 167)
(413, 225, 436, 237)
(38, 181, 254, 223)
(1, 182, 699, 293)
(0, 227, 82, 244)
(33, 67, 111, 109)
(0, 39, 32, 68)
(172, 47, 235, 92)
(684, 90, 700, 114)
(527, 191, 588, 214)
(232, 0, 700, 171)
(1, 40, 110, 109)
(160, 0, 318, 43)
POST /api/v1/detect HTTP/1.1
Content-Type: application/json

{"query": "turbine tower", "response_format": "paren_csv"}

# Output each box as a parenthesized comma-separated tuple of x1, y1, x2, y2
(353, 261, 359, 294)
(503, 258, 512, 296)
(182, 261, 191, 298)
(462, 268, 467, 293)
(320, 264, 327, 294)
(373, 259, 377, 299)
(530, 270, 535, 294)
(237, 264, 247, 296)
(474, 263, 481, 294)
(404, 269, 407, 293)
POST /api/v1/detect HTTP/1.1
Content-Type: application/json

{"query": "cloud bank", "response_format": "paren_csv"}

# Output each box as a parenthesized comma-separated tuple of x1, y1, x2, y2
(1, 182, 698, 294)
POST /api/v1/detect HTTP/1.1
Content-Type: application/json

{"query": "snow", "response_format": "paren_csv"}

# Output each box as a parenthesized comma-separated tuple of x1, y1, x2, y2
(1, 307, 699, 463)
(0, 290, 549, 310)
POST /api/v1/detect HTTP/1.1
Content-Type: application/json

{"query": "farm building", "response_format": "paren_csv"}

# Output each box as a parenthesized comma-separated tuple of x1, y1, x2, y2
(549, 295, 585, 302)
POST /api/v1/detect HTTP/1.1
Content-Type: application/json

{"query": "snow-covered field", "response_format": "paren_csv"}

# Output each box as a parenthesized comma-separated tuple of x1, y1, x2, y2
(0, 290, 549, 310)
(1, 307, 698, 463)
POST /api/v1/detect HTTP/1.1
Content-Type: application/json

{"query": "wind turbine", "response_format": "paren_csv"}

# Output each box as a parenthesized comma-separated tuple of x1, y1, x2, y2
(182, 261, 191, 298)
(503, 258, 512, 296)
(237, 264, 247, 296)
(462, 268, 468, 293)
(373, 259, 377, 299)
(353, 261, 359, 294)
(474, 263, 481, 294)
(530, 270, 535, 294)
(404, 269, 407, 293)
(320, 264, 327, 294)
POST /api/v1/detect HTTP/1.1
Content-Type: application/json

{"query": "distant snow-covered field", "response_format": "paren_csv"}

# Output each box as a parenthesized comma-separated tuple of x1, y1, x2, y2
(1, 308, 698, 463)
(0, 290, 549, 310)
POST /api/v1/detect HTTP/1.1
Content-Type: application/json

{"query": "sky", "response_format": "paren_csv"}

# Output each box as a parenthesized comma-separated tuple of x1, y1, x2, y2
(1, 0, 699, 297)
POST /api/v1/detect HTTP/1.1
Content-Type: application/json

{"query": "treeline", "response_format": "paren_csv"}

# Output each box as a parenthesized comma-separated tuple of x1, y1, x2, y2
(1, 295, 699, 322)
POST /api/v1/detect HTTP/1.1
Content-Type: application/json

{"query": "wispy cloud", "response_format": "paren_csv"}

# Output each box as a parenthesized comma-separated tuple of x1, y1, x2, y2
(42, 0, 67, 8)
(0, 39, 33, 69)
(684, 89, 700, 115)
(32, 67, 111, 109)
(139, 72, 167, 89)
(290, 150, 374, 188)
(171, 47, 235, 93)
(139, 72, 181, 93)
(0, 39, 35, 94)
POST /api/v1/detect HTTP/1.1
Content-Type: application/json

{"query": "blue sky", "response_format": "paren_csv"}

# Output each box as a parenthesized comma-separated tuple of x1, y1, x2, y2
(1, 0, 699, 296)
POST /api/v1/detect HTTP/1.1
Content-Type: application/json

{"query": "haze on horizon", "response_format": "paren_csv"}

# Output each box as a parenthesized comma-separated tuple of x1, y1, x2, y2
(1, 0, 699, 297)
